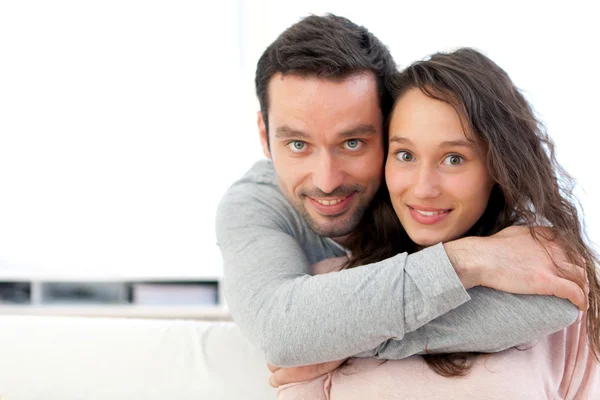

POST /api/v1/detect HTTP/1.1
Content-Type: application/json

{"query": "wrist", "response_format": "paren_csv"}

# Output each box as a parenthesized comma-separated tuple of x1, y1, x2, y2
(444, 237, 482, 289)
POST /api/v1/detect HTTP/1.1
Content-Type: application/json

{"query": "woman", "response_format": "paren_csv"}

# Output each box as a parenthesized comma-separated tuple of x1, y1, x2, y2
(276, 48, 600, 399)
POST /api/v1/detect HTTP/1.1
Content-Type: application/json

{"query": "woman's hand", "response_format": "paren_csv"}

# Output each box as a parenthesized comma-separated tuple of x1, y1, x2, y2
(267, 359, 346, 388)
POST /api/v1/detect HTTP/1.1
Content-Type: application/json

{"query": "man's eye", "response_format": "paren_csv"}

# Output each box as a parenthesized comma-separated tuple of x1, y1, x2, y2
(396, 150, 414, 162)
(288, 141, 307, 152)
(344, 139, 362, 150)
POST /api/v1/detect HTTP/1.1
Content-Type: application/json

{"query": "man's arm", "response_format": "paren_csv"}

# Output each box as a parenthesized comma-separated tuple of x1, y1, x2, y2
(308, 255, 580, 359)
(268, 262, 579, 387)
(217, 181, 469, 367)
(445, 227, 587, 310)
(267, 290, 578, 387)
(217, 176, 584, 367)
(361, 287, 578, 359)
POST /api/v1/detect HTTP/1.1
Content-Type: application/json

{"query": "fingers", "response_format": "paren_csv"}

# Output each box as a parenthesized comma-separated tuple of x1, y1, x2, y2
(269, 366, 303, 388)
(554, 261, 588, 296)
(267, 363, 280, 373)
(269, 373, 279, 388)
(269, 367, 314, 388)
(268, 360, 345, 388)
(547, 278, 587, 311)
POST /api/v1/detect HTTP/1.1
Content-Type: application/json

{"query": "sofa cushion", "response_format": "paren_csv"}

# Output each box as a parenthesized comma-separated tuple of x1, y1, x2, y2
(0, 316, 275, 399)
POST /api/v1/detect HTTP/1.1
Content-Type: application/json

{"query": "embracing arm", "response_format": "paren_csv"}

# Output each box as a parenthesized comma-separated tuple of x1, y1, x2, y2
(358, 228, 586, 359)
(218, 174, 586, 367)
(310, 255, 579, 360)
(358, 287, 578, 359)
(216, 181, 469, 367)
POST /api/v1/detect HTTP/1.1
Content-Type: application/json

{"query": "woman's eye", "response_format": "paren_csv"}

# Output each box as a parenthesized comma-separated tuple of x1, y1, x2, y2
(288, 141, 307, 152)
(396, 151, 414, 162)
(344, 139, 362, 150)
(444, 154, 464, 166)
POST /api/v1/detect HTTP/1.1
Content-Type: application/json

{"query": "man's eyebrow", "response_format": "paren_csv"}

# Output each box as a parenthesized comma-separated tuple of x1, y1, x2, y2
(274, 126, 309, 139)
(274, 125, 378, 140)
(338, 124, 378, 139)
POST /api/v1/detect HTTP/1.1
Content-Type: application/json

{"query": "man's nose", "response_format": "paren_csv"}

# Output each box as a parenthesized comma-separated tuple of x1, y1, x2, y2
(312, 154, 344, 195)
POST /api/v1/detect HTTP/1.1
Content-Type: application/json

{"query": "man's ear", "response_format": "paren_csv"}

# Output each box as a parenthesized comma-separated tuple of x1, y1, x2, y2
(257, 111, 271, 159)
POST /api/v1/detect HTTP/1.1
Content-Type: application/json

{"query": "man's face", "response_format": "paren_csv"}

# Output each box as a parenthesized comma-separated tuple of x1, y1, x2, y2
(258, 72, 384, 240)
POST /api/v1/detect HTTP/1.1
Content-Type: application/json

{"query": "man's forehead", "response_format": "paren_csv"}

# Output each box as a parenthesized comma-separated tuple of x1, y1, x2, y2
(267, 71, 379, 103)
(267, 72, 382, 135)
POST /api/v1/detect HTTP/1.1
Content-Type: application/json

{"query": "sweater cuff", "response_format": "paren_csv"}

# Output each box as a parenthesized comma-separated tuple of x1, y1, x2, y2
(403, 243, 471, 331)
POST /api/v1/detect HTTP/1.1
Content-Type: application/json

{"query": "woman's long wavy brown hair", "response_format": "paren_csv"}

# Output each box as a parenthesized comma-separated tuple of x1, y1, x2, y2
(343, 48, 600, 377)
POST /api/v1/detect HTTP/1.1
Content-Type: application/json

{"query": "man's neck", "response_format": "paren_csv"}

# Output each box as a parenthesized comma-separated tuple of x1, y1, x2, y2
(331, 234, 351, 247)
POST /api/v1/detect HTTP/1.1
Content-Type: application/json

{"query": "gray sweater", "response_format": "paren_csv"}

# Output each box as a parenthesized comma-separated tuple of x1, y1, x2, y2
(216, 160, 578, 367)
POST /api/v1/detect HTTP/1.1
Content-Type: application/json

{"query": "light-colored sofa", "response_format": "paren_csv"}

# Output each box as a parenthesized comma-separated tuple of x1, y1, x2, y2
(0, 316, 275, 399)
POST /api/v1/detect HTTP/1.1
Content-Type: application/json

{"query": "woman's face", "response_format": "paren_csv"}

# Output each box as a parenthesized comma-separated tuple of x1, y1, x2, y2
(386, 88, 495, 247)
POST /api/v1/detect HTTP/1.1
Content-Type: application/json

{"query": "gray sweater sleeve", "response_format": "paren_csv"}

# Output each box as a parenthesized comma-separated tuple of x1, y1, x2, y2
(216, 177, 470, 367)
(354, 288, 578, 359)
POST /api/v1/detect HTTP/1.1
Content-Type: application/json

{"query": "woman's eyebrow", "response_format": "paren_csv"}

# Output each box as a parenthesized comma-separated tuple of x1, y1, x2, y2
(439, 139, 474, 148)
(389, 136, 411, 144)
(389, 136, 475, 150)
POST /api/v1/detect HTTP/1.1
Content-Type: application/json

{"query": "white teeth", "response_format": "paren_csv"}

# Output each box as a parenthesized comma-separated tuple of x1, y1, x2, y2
(415, 209, 446, 216)
(317, 198, 343, 206)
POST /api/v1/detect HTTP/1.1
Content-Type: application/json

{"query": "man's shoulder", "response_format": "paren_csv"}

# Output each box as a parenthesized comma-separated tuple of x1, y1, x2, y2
(220, 159, 284, 208)
(217, 159, 293, 225)
(216, 159, 346, 262)
(235, 159, 277, 187)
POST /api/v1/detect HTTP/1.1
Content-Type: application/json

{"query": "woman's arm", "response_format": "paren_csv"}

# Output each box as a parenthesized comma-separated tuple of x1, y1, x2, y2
(559, 315, 600, 399)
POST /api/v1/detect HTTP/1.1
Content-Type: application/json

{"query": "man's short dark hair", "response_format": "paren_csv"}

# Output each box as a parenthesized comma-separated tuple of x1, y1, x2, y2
(255, 14, 397, 141)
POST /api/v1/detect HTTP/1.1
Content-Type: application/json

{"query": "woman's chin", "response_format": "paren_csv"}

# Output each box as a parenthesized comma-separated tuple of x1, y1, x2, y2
(407, 232, 453, 248)
(408, 236, 441, 248)
(408, 230, 465, 248)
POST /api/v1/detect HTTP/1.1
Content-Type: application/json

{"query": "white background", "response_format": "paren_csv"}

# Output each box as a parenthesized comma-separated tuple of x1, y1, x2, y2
(1, 0, 598, 279)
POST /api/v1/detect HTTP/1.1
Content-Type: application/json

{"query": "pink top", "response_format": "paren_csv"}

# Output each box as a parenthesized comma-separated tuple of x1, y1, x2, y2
(276, 258, 600, 399)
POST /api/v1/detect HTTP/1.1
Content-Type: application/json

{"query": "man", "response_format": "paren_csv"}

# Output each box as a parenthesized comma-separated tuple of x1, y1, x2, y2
(216, 14, 585, 385)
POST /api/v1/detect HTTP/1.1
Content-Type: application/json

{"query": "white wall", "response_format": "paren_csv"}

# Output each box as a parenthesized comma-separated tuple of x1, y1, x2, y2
(0, 0, 597, 279)
(0, 1, 245, 278)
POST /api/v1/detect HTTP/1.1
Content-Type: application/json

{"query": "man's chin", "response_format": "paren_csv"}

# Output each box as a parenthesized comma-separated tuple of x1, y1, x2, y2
(306, 215, 357, 238)
(295, 197, 368, 238)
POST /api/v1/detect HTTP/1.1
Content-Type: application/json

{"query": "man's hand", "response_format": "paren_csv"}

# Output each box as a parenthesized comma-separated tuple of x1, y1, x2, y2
(267, 359, 346, 388)
(445, 226, 587, 310)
